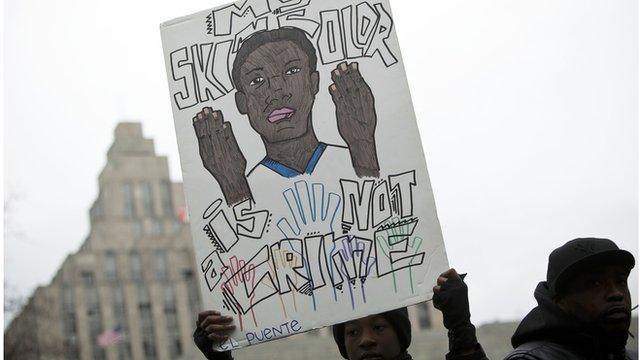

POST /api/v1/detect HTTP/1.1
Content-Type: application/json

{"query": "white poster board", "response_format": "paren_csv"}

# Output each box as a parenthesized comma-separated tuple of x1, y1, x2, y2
(160, 0, 448, 350)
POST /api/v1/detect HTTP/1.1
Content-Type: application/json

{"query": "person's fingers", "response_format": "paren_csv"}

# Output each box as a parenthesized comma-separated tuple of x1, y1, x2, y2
(205, 324, 236, 334)
(202, 109, 222, 135)
(331, 61, 348, 79)
(197, 310, 220, 325)
(447, 268, 460, 278)
(328, 84, 343, 104)
(331, 68, 340, 82)
(440, 268, 456, 278)
(201, 315, 233, 329)
(345, 62, 364, 87)
(199, 314, 234, 329)
(210, 108, 224, 128)
(331, 62, 352, 96)
(341, 72, 359, 100)
(341, 62, 358, 84)
(196, 128, 215, 162)
(438, 268, 461, 281)
(193, 112, 207, 138)
(208, 333, 229, 341)
(345, 62, 373, 106)
(436, 268, 466, 289)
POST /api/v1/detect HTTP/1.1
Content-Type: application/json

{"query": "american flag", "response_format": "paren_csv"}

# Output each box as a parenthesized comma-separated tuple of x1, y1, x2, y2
(97, 324, 124, 347)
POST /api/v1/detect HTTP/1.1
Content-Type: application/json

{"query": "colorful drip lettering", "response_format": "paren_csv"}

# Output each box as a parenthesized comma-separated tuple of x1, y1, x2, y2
(199, 171, 424, 316)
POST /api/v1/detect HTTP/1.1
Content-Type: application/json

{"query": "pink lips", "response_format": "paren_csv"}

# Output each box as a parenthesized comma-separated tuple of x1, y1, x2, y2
(267, 107, 295, 123)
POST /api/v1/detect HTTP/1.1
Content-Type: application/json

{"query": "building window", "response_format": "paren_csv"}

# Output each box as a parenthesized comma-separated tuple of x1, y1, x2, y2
(155, 250, 168, 281)
(149, 219, 163, 236)
(130, 251, 142, 281)
(64, 336, 80, 360)
(122, 183, 135, 218)
(164, 285, 182, 358)
(113, 285, 131, 360)
(105, 251, 118, 281)
(113, 286, 126, 330)
(171, 220, 181, 234)
(417, 302, 431, 329)
(138, 286, 156, 360)
(62, 284, 75, 312)
(113, 285, 124, 306)
(81, 271, 95, 287)
(61, 284, 79, 359)
(82, 272, 105, 360)
(163, 284, 175, 309)
(63, 311, 77, 333)
(132, 221, 143, 239)
(184, 270, 201, 319)
(161, 181, 173, 217)
(140, 182, 154, 217)
(138, 286, 151, 308)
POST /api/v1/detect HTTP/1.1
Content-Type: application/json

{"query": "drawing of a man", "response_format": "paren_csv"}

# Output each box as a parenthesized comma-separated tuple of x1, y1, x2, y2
(193, 27, 379, 206)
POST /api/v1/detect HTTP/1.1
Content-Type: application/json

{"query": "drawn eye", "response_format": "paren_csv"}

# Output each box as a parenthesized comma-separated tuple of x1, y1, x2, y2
(285, 67, 301, 75)
(250, 76, 264, 86)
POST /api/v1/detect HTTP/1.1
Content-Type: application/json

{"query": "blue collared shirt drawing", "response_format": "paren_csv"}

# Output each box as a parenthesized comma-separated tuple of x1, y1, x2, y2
(254, 142, 328, 178)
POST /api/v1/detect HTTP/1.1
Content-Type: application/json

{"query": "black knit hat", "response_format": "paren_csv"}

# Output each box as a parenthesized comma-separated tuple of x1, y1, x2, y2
(547, 237, 635, 298)
(332, 307, 411, 359)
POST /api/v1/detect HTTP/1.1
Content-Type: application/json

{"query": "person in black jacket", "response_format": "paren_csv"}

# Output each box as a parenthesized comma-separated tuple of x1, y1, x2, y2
(194, 268, 487, 360)
(505, 238, 636, 360)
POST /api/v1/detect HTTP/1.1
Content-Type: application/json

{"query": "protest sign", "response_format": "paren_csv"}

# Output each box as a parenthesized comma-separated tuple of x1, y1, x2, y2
(160, 0, 449, 349)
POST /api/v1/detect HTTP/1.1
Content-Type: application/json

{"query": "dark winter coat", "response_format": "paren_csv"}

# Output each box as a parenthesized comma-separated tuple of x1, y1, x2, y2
(504, 282, 637, 360)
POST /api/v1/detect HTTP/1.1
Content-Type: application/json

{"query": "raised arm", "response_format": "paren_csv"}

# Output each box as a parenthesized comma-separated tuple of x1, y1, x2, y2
(433, 269, 488, 360)
(193, 310, 236, 360)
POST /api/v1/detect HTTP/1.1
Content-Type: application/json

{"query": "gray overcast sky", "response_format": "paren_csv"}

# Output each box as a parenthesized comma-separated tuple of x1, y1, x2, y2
(4, 0, 638, 327)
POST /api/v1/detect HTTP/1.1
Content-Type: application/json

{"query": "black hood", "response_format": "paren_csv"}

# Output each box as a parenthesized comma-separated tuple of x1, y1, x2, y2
(512, 282, 629, 357)
(512, 282, 587, 347)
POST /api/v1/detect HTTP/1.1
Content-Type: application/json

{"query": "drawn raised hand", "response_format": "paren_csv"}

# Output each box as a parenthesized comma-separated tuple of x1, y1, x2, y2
(329, 61, 380, 178)
(193, 107, 252, 205)
(375, 218, 425, 293)
(276, 180, 342, 239)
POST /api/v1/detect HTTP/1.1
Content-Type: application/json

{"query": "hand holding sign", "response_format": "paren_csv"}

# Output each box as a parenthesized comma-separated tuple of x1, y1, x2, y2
(193, 107, 252, 205)
(329, 61, 380, 178)
(197, 310, 236, 342)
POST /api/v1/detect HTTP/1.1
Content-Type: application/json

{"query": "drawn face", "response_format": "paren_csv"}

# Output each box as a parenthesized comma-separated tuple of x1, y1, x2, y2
(343, 315, 402, 360)
(556, 265, 631, 334)
(235, 40, 319, 144)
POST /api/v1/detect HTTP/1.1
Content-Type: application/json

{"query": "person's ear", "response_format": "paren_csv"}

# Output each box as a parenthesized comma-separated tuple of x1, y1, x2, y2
(235, 91, 248, 115)
(311, 71, 319, 96)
